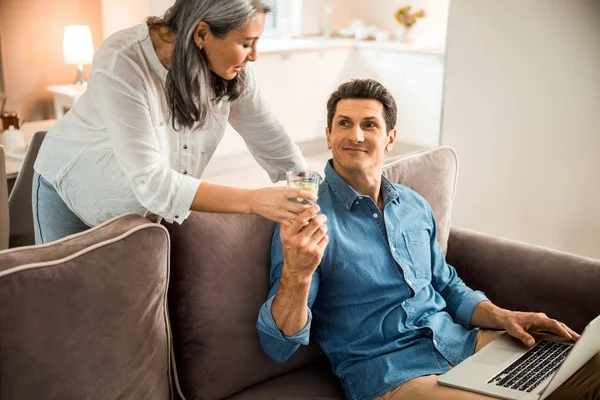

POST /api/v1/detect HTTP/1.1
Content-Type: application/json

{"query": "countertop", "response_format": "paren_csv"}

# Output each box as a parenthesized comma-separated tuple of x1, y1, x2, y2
(257, 37, 445, 56)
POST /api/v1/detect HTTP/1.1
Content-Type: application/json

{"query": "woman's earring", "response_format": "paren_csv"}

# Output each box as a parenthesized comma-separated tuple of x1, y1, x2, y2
(198, 44, 203, 50)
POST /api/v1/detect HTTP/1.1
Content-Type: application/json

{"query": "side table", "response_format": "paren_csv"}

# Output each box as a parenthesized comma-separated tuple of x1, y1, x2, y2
(47, 84, 86, 119)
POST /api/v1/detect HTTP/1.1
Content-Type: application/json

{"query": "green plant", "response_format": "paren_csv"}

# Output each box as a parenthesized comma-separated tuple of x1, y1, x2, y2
(395, 6, 426, 28)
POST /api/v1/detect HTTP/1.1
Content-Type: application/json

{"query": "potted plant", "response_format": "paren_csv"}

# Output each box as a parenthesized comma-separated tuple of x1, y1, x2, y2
(394, 5, 426, 42)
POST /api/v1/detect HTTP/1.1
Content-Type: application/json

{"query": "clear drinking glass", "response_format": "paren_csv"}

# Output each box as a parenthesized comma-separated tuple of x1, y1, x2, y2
(286, 170, 322, 205)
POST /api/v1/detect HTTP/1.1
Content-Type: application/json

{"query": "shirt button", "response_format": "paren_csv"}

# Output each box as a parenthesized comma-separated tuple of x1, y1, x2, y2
(373, 213, 378, 218)
(182, 170, 188, 175)
(406, 279, 412, 285)
(358, 197, 363, 200)
(174, 215, 179, 219)
(355, 201, 359, 205)
(183, 144, 188, 150)
(433, 339, 438, 346)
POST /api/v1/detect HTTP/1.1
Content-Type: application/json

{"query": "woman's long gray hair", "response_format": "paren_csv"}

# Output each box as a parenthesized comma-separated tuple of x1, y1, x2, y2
(148, 0, 272, 131)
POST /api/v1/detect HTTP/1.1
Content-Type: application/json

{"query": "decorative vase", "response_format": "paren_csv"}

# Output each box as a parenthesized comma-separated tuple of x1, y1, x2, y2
(395, 25, 415, 43)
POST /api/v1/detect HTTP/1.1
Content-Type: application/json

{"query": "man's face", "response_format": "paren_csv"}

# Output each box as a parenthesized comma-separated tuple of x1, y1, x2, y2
(326, 99, 397, 175)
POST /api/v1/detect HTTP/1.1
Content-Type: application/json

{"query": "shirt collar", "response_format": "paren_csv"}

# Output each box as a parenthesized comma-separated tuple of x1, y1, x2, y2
(141, 23, 168, 82)
(324, 160, 400, 211)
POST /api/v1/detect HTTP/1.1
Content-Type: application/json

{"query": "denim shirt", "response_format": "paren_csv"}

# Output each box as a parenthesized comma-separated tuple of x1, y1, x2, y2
(257, 160, 489, 400)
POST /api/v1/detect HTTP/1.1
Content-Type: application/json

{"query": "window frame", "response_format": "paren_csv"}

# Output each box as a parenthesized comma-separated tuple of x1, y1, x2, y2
(261, 0, 303, 39)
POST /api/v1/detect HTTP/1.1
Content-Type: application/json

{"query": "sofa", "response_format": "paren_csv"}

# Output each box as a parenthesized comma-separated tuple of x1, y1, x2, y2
(0, 147, 598, 400)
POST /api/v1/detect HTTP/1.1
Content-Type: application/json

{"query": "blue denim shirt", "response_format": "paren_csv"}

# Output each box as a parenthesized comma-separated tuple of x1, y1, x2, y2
(257, 160, 489, 400)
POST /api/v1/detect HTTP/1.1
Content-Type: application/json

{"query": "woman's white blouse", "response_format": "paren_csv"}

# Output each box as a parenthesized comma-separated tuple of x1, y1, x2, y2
(34, 23, 307, 226)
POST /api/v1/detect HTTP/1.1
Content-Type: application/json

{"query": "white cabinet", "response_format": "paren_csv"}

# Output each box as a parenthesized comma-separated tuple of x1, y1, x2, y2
(214, 48, 352, 157)
(342, 49, 444, 147)
(214, 44, 444, 157)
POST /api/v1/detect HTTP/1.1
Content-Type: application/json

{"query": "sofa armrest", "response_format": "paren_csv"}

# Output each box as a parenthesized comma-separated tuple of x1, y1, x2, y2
(446, 227, 600, 333)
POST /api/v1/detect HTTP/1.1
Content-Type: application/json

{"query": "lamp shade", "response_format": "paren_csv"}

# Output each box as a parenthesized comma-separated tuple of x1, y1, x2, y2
(63, 25, 94, 65)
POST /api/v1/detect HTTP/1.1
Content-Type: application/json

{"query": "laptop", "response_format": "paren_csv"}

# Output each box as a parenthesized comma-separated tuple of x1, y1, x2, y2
(438, 314, 600, 399)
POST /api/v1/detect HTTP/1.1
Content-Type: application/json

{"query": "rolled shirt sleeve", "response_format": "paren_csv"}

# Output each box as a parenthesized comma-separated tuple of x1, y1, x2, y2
(90, 69, 200, 224)
(257, 295, 314, 363)
(228, 64, 308, 182)
(427, 205, 490, 326)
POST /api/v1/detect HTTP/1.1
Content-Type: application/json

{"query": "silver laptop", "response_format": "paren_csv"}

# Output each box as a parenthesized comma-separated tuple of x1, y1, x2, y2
(438, 314, 600, 399)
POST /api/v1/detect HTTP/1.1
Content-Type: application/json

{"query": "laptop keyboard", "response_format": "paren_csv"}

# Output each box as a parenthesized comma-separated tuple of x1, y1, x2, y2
(487, 340, 573, 392)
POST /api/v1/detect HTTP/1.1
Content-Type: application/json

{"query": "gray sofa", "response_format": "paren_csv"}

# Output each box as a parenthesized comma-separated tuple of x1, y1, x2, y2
(0, 148, 598, 399)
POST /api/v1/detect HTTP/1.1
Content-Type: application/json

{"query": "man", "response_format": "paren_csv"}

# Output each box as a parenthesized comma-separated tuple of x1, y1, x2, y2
(256, 79, 581, 400)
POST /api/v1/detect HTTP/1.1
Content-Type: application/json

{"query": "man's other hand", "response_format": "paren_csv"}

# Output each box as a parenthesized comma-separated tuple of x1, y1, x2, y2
(279, 205, 328, 284)
(500, 311, 581, 347)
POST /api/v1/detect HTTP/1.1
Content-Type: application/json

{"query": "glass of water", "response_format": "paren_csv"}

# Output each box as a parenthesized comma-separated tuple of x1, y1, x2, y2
(286, 170, 322, 205)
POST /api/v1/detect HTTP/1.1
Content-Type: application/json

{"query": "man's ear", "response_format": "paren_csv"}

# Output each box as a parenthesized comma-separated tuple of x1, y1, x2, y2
(193, 21, 211, 49)
(326, 127, 332, 150)
(385, 128, 397, 152)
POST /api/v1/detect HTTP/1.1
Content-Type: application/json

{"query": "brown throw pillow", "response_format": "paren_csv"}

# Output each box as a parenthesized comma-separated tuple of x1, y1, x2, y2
(0, 214, 173, 400)
(383, 146, 458, 253)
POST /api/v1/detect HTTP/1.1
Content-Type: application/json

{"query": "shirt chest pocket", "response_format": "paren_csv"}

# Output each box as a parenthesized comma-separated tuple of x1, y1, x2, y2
(200, 113, 228, 152)
(403, 230, 432, 281)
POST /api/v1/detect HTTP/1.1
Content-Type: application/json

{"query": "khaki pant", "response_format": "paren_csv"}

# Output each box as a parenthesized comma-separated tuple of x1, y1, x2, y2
(376, 330, 600, 400)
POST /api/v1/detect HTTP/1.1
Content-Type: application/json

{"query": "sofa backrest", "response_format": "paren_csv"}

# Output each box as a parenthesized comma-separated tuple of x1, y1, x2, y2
(164, 213, 324, 400)
(165, 147, 460, 399)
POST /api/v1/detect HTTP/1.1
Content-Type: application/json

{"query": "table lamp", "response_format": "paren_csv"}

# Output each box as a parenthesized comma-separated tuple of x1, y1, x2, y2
(63, 25, 94, 86)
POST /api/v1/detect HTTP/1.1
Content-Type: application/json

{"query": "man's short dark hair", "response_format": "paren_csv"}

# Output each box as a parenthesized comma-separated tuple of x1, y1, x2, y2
(326, 79, 397, 134)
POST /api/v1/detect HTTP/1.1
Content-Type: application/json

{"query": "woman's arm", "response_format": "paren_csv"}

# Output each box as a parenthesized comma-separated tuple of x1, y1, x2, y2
(91, 64, 314, 225)
(191, 182, 316, 225)
(228, 64, 308, 183)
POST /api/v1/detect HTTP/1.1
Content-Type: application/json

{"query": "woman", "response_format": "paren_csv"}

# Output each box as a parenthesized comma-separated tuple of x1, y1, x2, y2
(32, 0, 314, 244)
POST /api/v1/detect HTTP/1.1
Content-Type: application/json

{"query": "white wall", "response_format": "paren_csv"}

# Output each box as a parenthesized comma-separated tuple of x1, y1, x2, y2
(149, 0, 172, 16)
(300, 0, 351, 36)
(102, 0, 150, 39)
(442, 0, 600, 259)
(344, 0, 449, 46)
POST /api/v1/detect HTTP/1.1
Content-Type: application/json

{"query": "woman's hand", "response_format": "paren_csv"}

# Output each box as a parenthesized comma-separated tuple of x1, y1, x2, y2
(248, 187, 317, 225)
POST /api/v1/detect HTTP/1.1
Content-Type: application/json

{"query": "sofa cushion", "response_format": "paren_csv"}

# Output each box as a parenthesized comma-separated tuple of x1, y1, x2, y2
(0, 214, 173, 400)
(164, 213, 324, 400)
(227, 361, 345, 400)
(383, 146, 458, 252)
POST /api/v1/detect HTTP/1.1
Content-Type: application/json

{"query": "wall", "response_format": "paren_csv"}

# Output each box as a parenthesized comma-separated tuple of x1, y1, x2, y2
(300, 0, 351, 36)
(121, 0, 358, 38)
(102, 0, 150, 40)
(342, 0, 450, 46)
(0, 0, 103, 122)
(442, 0, 600, 259)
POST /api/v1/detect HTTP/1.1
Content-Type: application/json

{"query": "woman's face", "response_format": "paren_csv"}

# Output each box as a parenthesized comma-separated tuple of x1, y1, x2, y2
(196, 13, 266, 80)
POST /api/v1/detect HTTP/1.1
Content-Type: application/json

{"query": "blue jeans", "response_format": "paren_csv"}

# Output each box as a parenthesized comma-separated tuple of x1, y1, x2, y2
(32, 172, 90, 244)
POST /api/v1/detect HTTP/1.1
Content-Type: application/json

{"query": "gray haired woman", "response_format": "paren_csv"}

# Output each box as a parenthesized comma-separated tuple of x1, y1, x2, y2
(32, 0, 314, 244)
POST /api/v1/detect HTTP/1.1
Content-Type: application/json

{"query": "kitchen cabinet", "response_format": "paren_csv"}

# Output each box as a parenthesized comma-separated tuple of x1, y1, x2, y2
(214, 41, 444, 157)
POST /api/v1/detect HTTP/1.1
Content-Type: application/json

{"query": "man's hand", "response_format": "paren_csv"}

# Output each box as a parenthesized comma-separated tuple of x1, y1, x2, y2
(499, 311, 580, 346)
(471, 302, 580, 347)
(271, 205, 328, 337)
(279, 205, 328, 284)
